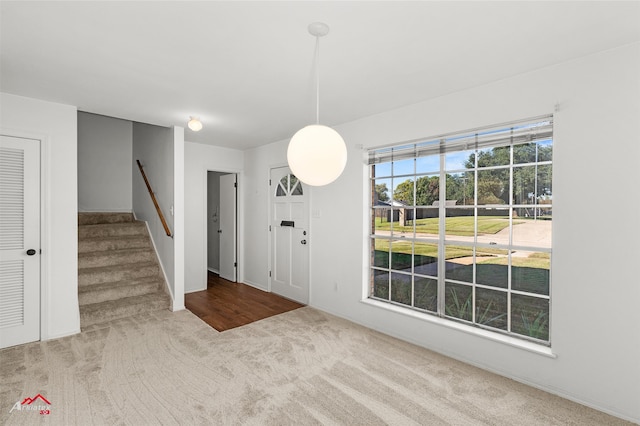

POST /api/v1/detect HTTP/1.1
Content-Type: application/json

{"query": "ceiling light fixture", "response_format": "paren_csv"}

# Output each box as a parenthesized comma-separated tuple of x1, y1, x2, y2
(188, 116, 203, 132)
(287, 22, 347, 187)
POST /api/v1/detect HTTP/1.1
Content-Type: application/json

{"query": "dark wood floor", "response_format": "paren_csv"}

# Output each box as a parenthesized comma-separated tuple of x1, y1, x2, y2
(185, 272, 304, 332)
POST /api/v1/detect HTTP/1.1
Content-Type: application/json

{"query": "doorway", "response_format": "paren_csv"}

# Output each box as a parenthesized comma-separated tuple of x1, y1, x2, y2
(207, 171, 237, 282)
(0, 135, 41, 348)
(269, 166, 309, 304)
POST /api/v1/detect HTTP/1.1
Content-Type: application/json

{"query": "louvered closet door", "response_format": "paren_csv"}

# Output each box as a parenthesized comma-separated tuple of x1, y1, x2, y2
(0, 135, 40, 349)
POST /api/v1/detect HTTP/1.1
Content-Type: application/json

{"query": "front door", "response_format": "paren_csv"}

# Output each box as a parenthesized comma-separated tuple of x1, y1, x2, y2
(270, 167, 309, 304)
(0, 135, 40, 349)
(219, 173, 236, 282)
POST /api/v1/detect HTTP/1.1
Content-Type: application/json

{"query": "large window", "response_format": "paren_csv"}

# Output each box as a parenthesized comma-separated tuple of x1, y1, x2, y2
(369, 116, 553, 344)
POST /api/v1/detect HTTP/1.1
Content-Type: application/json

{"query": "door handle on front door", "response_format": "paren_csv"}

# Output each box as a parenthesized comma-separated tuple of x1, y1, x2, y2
(26, 249, 37, 256)
(301, 240, 307, 245)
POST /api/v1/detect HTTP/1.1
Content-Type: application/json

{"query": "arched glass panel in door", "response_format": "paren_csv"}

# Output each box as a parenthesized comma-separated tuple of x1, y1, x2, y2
(275, 174, 304, 197)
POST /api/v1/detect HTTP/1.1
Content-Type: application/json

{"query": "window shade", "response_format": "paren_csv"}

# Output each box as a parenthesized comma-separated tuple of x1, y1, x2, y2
(368, 115, 553, 165)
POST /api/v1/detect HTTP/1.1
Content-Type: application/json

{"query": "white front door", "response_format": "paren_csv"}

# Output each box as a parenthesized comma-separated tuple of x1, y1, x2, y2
(270, 167, 309, 304)
(219, 173, 236, 282)
(0, 135, 40, 349)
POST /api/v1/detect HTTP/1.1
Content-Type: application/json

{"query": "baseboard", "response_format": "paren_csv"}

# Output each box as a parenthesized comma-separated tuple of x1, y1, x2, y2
(42, 327, 81, 341)
(242, 280, 268, 292)
(207, 267, 219, 274)
(78, 209, 134, 213)
(171, 304, 186, 312)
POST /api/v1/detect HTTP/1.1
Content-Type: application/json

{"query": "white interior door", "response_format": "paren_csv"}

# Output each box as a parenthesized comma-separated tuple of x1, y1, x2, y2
(0, 135, 40, 349)
(219, 173, 236, 281)
(270, 167, 309, 304)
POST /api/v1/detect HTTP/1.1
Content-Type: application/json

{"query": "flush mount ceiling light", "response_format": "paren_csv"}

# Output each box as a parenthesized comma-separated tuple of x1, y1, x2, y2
(287, 22, 347, 187)
(188, 116, 203, 132)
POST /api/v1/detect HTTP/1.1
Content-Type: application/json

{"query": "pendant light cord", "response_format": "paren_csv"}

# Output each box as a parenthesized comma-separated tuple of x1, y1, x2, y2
(315, 35, 320, 125)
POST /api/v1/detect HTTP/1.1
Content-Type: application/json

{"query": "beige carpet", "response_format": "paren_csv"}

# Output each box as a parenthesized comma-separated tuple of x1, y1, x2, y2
(0, 308, 631, 425)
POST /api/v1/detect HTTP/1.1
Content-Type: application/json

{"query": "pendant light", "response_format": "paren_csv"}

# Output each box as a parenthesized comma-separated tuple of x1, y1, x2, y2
(287, 22, 347, 187)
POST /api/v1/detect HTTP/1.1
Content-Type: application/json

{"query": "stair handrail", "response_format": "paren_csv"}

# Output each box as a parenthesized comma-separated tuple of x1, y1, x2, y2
(136, 159, 172, 237)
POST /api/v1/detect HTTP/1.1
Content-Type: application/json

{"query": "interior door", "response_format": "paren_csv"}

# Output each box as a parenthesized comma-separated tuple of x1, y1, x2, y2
(0, 135, 40, 349)
(270, 166, 309, 304)
(219, 173, 236, 281)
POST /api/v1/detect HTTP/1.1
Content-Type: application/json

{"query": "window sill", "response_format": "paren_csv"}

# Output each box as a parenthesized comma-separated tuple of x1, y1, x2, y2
(360, 298, 557, 359)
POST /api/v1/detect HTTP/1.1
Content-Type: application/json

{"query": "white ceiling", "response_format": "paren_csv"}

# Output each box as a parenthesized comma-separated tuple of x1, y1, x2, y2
(2, 1, 639, 150)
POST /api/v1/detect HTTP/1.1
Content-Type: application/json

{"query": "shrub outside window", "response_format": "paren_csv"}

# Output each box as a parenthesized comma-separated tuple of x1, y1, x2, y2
(369, 116, 553, 344)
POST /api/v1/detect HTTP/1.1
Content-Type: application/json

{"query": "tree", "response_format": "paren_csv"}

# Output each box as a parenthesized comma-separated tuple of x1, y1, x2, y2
(393, 180, 413, 204)
(416, 176, 439, 206)
(374, 183, 389, 203)
(393, 176, 439, 206)
(465, 146, 508, 204)
(445, 173, 473, 205)
(464, 143, 552, 205)
(477, 178, 506, 204)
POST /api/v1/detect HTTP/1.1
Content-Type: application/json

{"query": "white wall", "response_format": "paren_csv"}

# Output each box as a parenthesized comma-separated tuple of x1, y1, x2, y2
(0, 93, 80, 340)
(173, 126, 185, 311)
(242, 43, 640, 422)
(207, 172, 221, 272)
(184, 141, 243, 293)
(132, 123, 175, 298)
(77, 112, 132, 212)
(243, 142, 288, 290)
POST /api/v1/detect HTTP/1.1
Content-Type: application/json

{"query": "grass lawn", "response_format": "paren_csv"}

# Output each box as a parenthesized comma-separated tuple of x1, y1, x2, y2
(374, 239, 507, 264)
(478, 252, 550, 269)
(374, 216, 519, 236)
(372, 217, 550, 341)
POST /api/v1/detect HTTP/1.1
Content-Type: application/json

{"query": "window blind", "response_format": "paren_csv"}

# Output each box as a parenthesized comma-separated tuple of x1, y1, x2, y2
(368, 115, 553, 165)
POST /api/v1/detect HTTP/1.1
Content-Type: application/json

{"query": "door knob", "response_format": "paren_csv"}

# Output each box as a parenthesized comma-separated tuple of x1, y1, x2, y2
(301, 240, 307, 245)
(26, 249, 37, 256)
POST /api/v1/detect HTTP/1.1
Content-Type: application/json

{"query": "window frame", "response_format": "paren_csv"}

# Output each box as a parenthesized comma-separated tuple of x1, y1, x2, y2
(368, 116, 553, 346)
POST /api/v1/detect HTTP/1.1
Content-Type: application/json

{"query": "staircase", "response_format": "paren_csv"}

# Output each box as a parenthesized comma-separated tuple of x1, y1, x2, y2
(78, 212, 171, 329)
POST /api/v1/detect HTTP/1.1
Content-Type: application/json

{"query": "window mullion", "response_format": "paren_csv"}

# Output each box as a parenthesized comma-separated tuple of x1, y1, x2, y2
(411, 158, 417, 309)
(437, 143, 446, 317)
(508, 142, 514, 333)
(472, 139, 479, 325)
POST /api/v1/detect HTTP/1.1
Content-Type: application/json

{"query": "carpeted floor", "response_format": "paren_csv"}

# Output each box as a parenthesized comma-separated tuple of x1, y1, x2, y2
(0, 307, 631, 425)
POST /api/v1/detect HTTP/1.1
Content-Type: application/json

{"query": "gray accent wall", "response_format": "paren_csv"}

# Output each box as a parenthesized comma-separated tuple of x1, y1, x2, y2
(78, 112, 132, 212)
(132, 122, 175, 295)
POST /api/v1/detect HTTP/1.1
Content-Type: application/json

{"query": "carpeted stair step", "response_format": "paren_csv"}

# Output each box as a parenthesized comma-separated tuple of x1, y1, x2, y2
(78, 212, 134, 226)
(78, 247, 156, 269)
(80, 292, 170, 328)
(78, 277, 164, 305)
(79, 234, 151, 254)
(77, 212, 171, 330)
(79, 222, 148, 239)
(79, 262, 159, 287)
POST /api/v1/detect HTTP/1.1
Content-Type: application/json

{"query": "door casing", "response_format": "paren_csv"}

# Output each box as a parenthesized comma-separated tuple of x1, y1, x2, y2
(201, 168, 241, 291)
(268, 166, 310, 304)
(0, 134, 41, 348)
(219, 173, 237, 282)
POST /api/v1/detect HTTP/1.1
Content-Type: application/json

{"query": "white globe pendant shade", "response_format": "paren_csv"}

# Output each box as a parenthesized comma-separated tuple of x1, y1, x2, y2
(287, 124, 347, 186)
